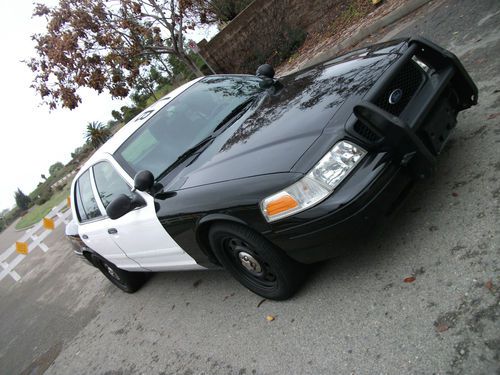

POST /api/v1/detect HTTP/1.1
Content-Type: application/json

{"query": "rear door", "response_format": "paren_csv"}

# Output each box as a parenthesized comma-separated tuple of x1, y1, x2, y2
(91, 155, 203, 272)
(74, 169, 142, 270)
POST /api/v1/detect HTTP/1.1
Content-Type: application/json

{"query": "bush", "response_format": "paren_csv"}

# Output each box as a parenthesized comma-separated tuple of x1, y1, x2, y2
(238, 26, 306, 73)
(55, 182, 66, 192)
(49, 162, 64, 176)
(34, 187, 53, 206)
(1, 207, 21, 231)
(276, 28, 307, 62)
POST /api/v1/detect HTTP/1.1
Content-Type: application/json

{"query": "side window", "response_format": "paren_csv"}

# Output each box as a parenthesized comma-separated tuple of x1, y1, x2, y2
(93, 161, 132, 208)
(74, 170, 102, 222)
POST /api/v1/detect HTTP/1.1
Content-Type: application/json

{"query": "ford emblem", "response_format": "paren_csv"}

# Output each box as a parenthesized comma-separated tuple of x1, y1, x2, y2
(388, 89, 403, 105)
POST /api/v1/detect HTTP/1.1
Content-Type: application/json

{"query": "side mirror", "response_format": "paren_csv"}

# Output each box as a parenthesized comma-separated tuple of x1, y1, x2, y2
(134, 170, 154, 192)
(106, 193, 145, 220)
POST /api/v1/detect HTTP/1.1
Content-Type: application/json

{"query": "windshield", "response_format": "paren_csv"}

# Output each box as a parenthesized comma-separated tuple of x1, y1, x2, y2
(114, 76, 263, 178)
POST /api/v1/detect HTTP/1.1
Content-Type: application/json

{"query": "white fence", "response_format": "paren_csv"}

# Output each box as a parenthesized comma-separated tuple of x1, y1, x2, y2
(0, 200, 72, 283)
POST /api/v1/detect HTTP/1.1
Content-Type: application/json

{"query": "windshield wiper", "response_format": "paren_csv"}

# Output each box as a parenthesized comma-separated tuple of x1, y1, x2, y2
(158, 136, 215, 180)
(212, 97, 256, 133)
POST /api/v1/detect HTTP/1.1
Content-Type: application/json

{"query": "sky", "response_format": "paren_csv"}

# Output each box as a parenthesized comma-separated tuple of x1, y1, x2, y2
(0, 1, 214, 211)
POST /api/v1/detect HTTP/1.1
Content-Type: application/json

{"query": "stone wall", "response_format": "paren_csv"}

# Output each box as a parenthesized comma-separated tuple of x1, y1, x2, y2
(198, 0, 343, 74)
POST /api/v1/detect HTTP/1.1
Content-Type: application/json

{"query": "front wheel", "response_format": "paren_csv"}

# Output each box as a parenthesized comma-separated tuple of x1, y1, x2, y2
(208, 223, 306, 300)
(92, 255, 148, 293)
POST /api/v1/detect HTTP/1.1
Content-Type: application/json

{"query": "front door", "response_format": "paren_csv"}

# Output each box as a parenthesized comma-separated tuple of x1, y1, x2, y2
(74, 169, 141, 270)
(91, 157, 203, 272)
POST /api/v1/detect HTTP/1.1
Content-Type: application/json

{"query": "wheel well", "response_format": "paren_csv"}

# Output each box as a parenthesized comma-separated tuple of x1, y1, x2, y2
(196, 218, 248, 266)
(196, 221, 222, 266)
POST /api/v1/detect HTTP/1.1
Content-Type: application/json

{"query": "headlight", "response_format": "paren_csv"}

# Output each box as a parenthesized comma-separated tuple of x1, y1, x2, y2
(260, 140, 366, 222)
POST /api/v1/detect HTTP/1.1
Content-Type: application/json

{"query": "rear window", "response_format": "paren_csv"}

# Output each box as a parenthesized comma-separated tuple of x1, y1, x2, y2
(74, 170, 102, 222)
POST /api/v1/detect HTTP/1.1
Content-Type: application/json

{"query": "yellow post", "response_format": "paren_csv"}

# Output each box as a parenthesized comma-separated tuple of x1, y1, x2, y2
(67, 196, 71, 208)
(43, 217, 55, 230)
(16, 242, 29, 255)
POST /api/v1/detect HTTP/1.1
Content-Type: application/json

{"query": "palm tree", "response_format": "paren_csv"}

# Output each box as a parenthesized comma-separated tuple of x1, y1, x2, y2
(85, 121, 111, 148)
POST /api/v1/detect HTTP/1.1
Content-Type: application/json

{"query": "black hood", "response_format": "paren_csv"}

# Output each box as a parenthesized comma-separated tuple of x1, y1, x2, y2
(167, 40, 407, 190)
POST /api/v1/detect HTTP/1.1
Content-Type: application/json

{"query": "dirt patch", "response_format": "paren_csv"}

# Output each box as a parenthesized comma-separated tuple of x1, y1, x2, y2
(277, 0, 408, 74)
(20, 342, 62, 375)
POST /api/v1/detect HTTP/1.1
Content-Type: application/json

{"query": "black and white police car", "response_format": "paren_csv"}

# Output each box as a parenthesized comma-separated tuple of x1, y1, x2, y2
(66, 38, 477, 300)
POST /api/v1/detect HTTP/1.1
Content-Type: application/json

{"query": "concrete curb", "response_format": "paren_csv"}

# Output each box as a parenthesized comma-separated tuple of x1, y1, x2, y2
(10, 218, 32, 233)
(15, 224, 34, 233)
(293, 0, 433, 73)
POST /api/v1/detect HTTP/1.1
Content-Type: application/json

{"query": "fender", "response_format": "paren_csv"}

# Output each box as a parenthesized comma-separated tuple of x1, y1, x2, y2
(156, 173, 302, 268)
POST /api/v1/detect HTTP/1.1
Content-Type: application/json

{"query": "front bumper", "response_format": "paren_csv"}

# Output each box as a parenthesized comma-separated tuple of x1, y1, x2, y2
(264, 156, 413, 263)
(263, 38, 477, 264)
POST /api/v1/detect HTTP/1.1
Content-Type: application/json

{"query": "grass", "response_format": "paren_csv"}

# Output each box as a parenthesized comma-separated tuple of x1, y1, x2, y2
(341, 3, 363, 22)
(16, 186, 71, 230)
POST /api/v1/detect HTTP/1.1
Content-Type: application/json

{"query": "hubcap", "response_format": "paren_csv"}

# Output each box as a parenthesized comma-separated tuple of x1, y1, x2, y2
(225, 237, 276, 285)
(238, 251, 262, 274)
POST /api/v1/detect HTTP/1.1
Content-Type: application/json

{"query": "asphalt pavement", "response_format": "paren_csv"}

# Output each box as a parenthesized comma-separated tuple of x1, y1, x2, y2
(0, 0, 499, 374)
(0, 218, 25, 245)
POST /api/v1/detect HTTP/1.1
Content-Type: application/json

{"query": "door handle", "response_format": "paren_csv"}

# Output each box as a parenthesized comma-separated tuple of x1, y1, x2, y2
(108, 228, 118, 234)
(82, 234, 88, 239)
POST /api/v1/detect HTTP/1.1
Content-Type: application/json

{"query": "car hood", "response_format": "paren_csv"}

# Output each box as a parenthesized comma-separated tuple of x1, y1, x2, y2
(166, 40, 407, 190)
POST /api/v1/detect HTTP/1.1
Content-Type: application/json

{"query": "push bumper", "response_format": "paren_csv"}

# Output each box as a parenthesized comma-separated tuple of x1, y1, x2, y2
(353, 37, 478, 178)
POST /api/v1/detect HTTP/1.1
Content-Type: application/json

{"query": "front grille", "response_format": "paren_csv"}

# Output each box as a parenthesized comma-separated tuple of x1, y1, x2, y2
(374, 60, 425, 116)
(353, 122, 381, 142)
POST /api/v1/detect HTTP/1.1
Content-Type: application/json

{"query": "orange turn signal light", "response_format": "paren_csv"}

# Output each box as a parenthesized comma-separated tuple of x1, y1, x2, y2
(265, 195, 298, 216)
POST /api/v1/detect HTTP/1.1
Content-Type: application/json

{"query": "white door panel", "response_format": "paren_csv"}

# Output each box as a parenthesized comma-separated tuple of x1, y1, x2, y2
(93, 155, 204, 272)
(73, 167, 144, 271)
(78, 219, 144, 270)
(106, 193, 204, 271)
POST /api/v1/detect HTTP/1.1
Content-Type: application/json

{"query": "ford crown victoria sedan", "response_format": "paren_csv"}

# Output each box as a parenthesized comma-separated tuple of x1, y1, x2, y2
(66, 38, 477, 300)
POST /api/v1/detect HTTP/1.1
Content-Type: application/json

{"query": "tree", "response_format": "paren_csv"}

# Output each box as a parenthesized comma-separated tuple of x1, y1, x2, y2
(0, 209, 8, 231)
(149, 65, 171, 86)
(14, 189, 31, 211)
(85, 121, 111, 148)
(49, 162, 64, 176)
(28, 0, 204, 110)
(111, 110, 124, 123)
(41, 174, 47, 181)
(121, 105, 143, 124)
(182, 0, 253, 25)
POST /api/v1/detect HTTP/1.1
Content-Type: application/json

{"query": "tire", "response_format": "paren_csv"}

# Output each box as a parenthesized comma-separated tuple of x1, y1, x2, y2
(208, 222, 306, 300)
(92, 255, 148, 293)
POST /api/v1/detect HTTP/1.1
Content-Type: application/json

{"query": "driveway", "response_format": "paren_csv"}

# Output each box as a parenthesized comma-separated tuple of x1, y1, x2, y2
(0, 0, 498, 374)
